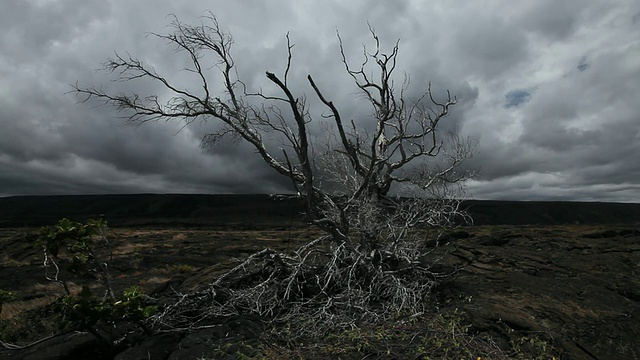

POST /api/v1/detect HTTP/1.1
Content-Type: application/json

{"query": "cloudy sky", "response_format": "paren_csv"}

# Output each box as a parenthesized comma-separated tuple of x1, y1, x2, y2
(1, 0, 639, 202)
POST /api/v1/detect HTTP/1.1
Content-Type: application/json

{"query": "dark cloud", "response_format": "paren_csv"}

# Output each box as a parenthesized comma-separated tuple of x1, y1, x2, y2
(516, 0, 586, 40)
(1, 1, 639, 202)
(449, 16, 529, 80)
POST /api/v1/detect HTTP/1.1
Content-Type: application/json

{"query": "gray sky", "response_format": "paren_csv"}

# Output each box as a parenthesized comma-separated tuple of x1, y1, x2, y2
(1, 0, 639, 202)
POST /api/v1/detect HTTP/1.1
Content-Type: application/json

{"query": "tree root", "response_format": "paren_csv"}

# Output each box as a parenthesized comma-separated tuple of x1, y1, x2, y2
(148, 235, 439, 339)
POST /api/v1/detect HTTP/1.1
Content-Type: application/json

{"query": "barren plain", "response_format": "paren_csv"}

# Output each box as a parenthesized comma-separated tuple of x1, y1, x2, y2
(0, 195, 639, 359)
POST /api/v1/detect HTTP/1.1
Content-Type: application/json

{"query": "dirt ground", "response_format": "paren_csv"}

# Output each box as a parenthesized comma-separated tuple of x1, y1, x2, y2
(1, 224, 639, 359)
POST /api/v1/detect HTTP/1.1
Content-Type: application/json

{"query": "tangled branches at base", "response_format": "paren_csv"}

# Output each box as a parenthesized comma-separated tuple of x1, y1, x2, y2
(148, 234, 440, 338)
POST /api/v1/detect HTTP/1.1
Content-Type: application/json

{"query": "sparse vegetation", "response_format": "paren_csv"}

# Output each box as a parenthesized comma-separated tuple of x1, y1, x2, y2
(198, 309, 559, 359)
(4, 218, 640, 359)
(2, 218, 158, 351)
(0, 304, 62, 347)
(169, 264, 197, 274)
(37, 217, 113, 297)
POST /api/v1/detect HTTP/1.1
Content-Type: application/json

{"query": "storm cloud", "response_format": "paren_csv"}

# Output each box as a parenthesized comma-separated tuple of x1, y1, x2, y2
(1, 0, 639, 202)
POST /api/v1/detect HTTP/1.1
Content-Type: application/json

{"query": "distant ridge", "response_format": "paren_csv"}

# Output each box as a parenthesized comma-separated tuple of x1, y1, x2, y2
(465, 200, 640, 226)
(1, 194, 639, 227)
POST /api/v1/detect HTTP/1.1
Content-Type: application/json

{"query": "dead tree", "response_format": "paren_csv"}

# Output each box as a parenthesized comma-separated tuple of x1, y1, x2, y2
(73, 13, 476, 337)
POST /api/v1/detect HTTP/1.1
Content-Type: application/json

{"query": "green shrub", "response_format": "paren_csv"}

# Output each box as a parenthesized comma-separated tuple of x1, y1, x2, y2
(36, 218, 156, 348)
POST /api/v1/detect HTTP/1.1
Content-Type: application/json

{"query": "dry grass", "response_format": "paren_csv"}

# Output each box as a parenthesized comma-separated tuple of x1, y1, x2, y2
(171, 233, 187, 241)
(1, 281, 88, 320)
(5, 224, 632, 358)
(1, 296, 55, 320)
(111, 242, 155, 256)
(139, 276, 172, 289)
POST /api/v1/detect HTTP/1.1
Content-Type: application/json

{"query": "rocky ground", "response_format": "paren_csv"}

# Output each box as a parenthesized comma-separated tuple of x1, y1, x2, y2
(1, 224, 639, 359)
(427, 225, 640, 360)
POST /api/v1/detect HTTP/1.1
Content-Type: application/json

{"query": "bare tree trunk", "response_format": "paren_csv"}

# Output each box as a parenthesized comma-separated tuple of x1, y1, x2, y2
(72, 12, 476, 338)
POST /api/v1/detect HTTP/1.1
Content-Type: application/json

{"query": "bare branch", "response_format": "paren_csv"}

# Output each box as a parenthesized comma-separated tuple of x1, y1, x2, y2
(72, 13, 477, 341)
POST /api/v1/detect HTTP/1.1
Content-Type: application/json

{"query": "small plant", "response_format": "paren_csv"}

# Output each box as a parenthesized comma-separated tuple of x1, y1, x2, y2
(51, 285, 156, 347)
(169, 264, 196, 274)
(416, 310, 480, 359)
(37, 217, 113, 298)
(36, 218, 156, 349)
(509, 335, 558, 360)
(0, 289, 17, 315)
(252, 309, 561, 360)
